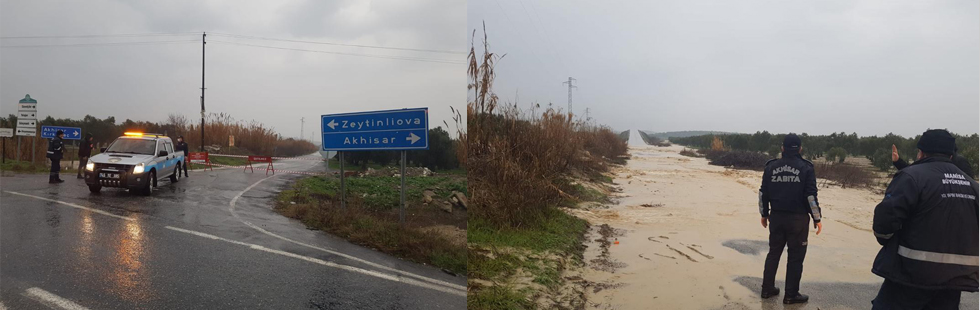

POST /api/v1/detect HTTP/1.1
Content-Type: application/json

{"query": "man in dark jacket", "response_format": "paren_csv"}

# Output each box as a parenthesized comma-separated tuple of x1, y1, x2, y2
(891, 144, 976, 179)
(175, 136, 189, 177)
(76, 133, 94, 178)
(46, 130, 65, 184)
(759, 133, 823, 304)
(872, 129, 979, 309)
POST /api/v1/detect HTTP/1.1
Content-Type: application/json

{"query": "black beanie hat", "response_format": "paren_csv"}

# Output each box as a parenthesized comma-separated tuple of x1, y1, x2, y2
(917, 129, 956, 156)
(56, 130, 64, 135)
(783, 133, 802, 150)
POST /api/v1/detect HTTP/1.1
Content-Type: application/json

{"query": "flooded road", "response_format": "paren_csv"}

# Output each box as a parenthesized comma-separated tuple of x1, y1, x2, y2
(0, 158, 465, 309)
(571, 144, 978, 309)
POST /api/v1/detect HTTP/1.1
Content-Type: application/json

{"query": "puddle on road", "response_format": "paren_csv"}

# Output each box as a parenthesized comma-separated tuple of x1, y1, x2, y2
(722, 239, 769, 256)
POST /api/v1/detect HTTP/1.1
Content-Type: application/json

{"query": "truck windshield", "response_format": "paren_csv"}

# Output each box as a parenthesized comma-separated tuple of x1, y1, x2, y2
(106, 139, 156, 155)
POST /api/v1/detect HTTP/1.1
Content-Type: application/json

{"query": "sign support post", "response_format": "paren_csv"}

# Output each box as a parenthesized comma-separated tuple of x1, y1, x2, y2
(400, 151, 406, 225)
(320, 108, 429, 215)
(339, 151, 346, 210)
(16, 94, 39, 163)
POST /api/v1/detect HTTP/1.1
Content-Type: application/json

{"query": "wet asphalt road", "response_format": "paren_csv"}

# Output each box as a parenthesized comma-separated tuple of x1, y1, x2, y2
(0, 159, 465, 309)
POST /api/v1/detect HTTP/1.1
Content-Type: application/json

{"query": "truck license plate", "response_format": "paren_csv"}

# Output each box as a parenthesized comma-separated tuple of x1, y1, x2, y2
(99, 173, 119, 179)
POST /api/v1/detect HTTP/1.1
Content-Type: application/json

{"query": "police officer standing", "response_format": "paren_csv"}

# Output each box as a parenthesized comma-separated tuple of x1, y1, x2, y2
(76, 133, 94, 179)
(46, 130, 65, 184)
(175, 136, 189, 178)
(759, 133, 823, 304)
(871, 129, 978, 309)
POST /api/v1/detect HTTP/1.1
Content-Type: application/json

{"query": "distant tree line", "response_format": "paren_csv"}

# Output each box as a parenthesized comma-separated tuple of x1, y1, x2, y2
(342, 127, 461, 171)
(671, 131, 979, 175)
(0, 113, 318, 157)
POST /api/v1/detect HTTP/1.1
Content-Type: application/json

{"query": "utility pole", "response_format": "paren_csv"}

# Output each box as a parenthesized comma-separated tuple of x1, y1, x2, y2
(585, 108, 591, 127)
(562, 77, 577, 115)
(300, 117, 305, 141)
(200, 32, 206, 152)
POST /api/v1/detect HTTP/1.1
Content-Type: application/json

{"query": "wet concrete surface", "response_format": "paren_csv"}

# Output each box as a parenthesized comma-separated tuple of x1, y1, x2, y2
(0, 159, 465, 309)
(730, 276, 978, 310)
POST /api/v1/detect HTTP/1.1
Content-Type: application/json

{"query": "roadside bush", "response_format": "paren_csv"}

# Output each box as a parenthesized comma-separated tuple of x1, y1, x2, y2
(705, 149, 769, 170)
(813, 162, 876, 189)
(467, 29, 625, 228)
(276, 138, 318, 157)
(679, 148, 700, 157)
(826, 147, 848, 163)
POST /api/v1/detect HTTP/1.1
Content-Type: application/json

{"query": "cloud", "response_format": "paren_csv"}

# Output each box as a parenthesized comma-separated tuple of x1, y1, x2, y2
(468, 0, 978, 137)
(1, 0, 466, 141)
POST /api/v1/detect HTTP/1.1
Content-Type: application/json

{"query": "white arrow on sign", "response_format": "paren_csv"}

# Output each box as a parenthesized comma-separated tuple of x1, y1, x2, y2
(72, 130, 80, 137)
(407, 132, 421, 144)
(326, 119, 338, 130)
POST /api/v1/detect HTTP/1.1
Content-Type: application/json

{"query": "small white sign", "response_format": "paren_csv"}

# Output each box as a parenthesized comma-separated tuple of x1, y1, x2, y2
(15, 127, 36, 137)
(0, 128, 13, 138)
(17, 103, 37, 111)
(17, 111, 37, 119)
(17, 120, 36, 127)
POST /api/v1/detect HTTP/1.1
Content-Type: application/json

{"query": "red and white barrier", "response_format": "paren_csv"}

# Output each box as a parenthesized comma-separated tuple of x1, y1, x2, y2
(208, 153, 326, 162)
(208, 162, 330, 176)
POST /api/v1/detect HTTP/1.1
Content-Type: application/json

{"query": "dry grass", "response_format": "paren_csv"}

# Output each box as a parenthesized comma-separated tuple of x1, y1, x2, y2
(467, 27, 627, 228)
(813, 162, 876, 189)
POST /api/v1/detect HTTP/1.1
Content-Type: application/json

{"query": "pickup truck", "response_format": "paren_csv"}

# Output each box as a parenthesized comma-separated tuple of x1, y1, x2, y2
(83, 132, 185, 195)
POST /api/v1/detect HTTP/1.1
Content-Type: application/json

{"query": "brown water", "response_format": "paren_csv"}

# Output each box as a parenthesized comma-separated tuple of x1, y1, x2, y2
(570, 144, 892, 310)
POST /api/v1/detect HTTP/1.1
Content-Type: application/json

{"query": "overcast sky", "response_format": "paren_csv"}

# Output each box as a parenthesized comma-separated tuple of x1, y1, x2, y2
(469, 0, 978, 137)
(1, 0, 466, 142)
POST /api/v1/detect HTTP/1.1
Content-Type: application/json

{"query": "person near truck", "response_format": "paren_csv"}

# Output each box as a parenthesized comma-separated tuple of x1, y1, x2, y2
(176, 136, 189, 177)
(76, 133, 94, 179)
(871, 129, 978, 309)
(46, 130, 65, 184)
(758, 133, 823, 304)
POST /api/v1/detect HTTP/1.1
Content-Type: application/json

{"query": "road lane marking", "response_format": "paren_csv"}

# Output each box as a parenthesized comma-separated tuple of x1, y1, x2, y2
(24, 287, 90, 310)
(228, 174, 467, 292)
(164, 225, 466, 297)
(4, 191, 135, 221)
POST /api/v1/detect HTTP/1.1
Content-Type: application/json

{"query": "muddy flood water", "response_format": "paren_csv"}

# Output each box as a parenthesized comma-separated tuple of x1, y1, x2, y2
(568, 142, 979, 310)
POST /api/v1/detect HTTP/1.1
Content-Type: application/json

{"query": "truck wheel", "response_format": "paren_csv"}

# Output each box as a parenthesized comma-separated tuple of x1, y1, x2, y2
(140, 171, 155, 196)
(88, 185, 102, 193)
(170, 164, 180, 183)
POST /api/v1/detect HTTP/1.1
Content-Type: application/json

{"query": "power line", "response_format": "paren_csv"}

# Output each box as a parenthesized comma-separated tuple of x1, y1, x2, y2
(208, 40, 465, 65)
(0, 40, 199, 48)
(210, 32, 466, 55)
(0, 32, 200, 39)
(522, 0, 569, 73)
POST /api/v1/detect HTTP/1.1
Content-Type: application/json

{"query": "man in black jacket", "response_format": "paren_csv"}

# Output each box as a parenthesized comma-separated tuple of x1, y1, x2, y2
(46, 130, 65, 184)
(759, 133, 823, 304)
(872, 129, 979, 309)
(76, 133, 94, 179)
(175, 136, 189, 177)
(891, 144, 976, 179)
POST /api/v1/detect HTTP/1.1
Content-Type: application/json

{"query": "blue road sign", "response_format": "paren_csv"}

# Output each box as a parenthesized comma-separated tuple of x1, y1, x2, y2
(321, 108, 428, 151)
(41, 126, 82, 140)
